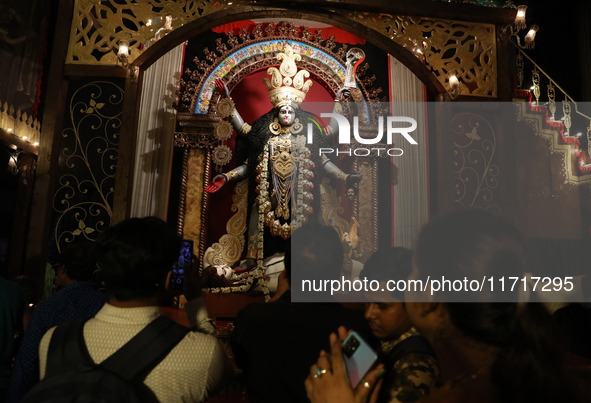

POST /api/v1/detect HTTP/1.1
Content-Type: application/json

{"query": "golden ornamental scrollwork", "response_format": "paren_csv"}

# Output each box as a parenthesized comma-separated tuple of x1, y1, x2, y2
(212, 144, 232, 170)
(173, 132, 219, 148)
(52, 81, 123, 252)
(452, 112, 501, 215)
(320, 178, 347, 233)
(346, 13, 497, 97)
(68, 0, 241, 65)
(179, 21, 385, 118)
(67, 1, 496, 98)
(203, 179, 248, 267)
(319, 178, 364, 261)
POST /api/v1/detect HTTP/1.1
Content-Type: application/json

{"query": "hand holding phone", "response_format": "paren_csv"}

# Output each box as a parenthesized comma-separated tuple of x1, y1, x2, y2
(341, 331, 378, 388)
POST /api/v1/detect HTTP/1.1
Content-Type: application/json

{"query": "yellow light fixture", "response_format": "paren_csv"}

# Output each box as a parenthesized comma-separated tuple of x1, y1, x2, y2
(515, 5, 527, 30)
(117, 40, 130, 67)
(524, 25, 538, 49)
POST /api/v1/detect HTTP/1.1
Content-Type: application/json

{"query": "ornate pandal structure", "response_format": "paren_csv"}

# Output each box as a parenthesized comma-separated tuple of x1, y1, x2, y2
(181, 22, 385, 272)
(66, 0, 498, 97)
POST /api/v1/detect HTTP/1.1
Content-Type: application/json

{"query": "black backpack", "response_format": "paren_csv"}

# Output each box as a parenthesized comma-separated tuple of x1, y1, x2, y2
(22, 315, 189, 403)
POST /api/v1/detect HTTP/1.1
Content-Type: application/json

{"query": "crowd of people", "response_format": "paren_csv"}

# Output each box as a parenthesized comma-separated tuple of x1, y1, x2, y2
(1, 210, 590, 402)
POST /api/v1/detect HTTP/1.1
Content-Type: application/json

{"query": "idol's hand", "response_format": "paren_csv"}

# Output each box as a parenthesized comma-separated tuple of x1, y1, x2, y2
(346, 172, 362, 188)
(205, 174, 227, 193)
(215, 78, 231, 98)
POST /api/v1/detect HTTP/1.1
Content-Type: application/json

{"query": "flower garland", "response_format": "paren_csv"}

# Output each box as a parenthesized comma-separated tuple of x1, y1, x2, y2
(256, 143, 270, 270)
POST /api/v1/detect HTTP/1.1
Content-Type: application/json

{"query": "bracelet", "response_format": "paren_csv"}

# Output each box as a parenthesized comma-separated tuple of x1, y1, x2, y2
(240, 122, 252, 134)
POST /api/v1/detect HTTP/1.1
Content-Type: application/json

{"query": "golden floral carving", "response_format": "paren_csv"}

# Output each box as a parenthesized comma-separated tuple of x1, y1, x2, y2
(216, 98, 235, 118)
(214, 120, 233, 141)
(203, 179, 248, 267)
(67, 0, 239, 65)
(67, 1, 496, 98)
(212, 144, 232, 168)
(346, 13, 497, 97)
(52, 81, 122, 253)
(184, 148, 206, 246)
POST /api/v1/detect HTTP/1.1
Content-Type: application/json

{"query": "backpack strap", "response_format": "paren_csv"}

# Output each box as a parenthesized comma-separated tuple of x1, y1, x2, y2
(45, 318, 93, 376)
(100, 315, 190, 381)
(46, 315, 190, 383)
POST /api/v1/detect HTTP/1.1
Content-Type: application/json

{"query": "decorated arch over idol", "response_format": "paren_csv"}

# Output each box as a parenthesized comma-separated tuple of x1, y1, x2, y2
(55, 2, 574, 299)
(172, 23, 393, 296)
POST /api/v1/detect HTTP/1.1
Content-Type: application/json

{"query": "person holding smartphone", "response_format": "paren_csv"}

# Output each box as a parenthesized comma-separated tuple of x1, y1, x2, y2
(360, 247, 438, 403)
(305, 247, 438, 403)
(306, 210, 585, 403)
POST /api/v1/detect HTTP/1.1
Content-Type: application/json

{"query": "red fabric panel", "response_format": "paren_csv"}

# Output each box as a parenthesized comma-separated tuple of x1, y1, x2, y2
(212, 20, 366, 45)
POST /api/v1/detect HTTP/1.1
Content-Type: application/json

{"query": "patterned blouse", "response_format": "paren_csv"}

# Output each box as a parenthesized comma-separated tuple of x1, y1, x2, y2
(378, 327, 440, 403)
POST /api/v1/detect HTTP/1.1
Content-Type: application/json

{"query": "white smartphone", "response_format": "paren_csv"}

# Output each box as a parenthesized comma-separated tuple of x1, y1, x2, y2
(341, 331, 378, 388)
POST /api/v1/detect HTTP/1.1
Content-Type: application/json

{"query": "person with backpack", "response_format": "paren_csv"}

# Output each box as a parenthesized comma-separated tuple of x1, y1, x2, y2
(25, 217, 231, 402)
(7, 241, 108, 403)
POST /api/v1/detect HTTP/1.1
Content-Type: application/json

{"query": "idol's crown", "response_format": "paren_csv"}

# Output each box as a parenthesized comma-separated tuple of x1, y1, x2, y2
(264, 44, 312, 109)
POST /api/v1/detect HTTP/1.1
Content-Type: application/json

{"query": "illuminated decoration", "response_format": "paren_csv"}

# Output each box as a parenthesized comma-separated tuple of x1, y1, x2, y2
(500, 5, 538, 50)
(66, 1, 497, 97)
(0, 101, 41, 146)
(345, 12, 498, 97)
(117, 40, 130, 67)
(447, 74, 461, 100)
(524, 25, 538, 49)
(514, 5, 527, 30)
